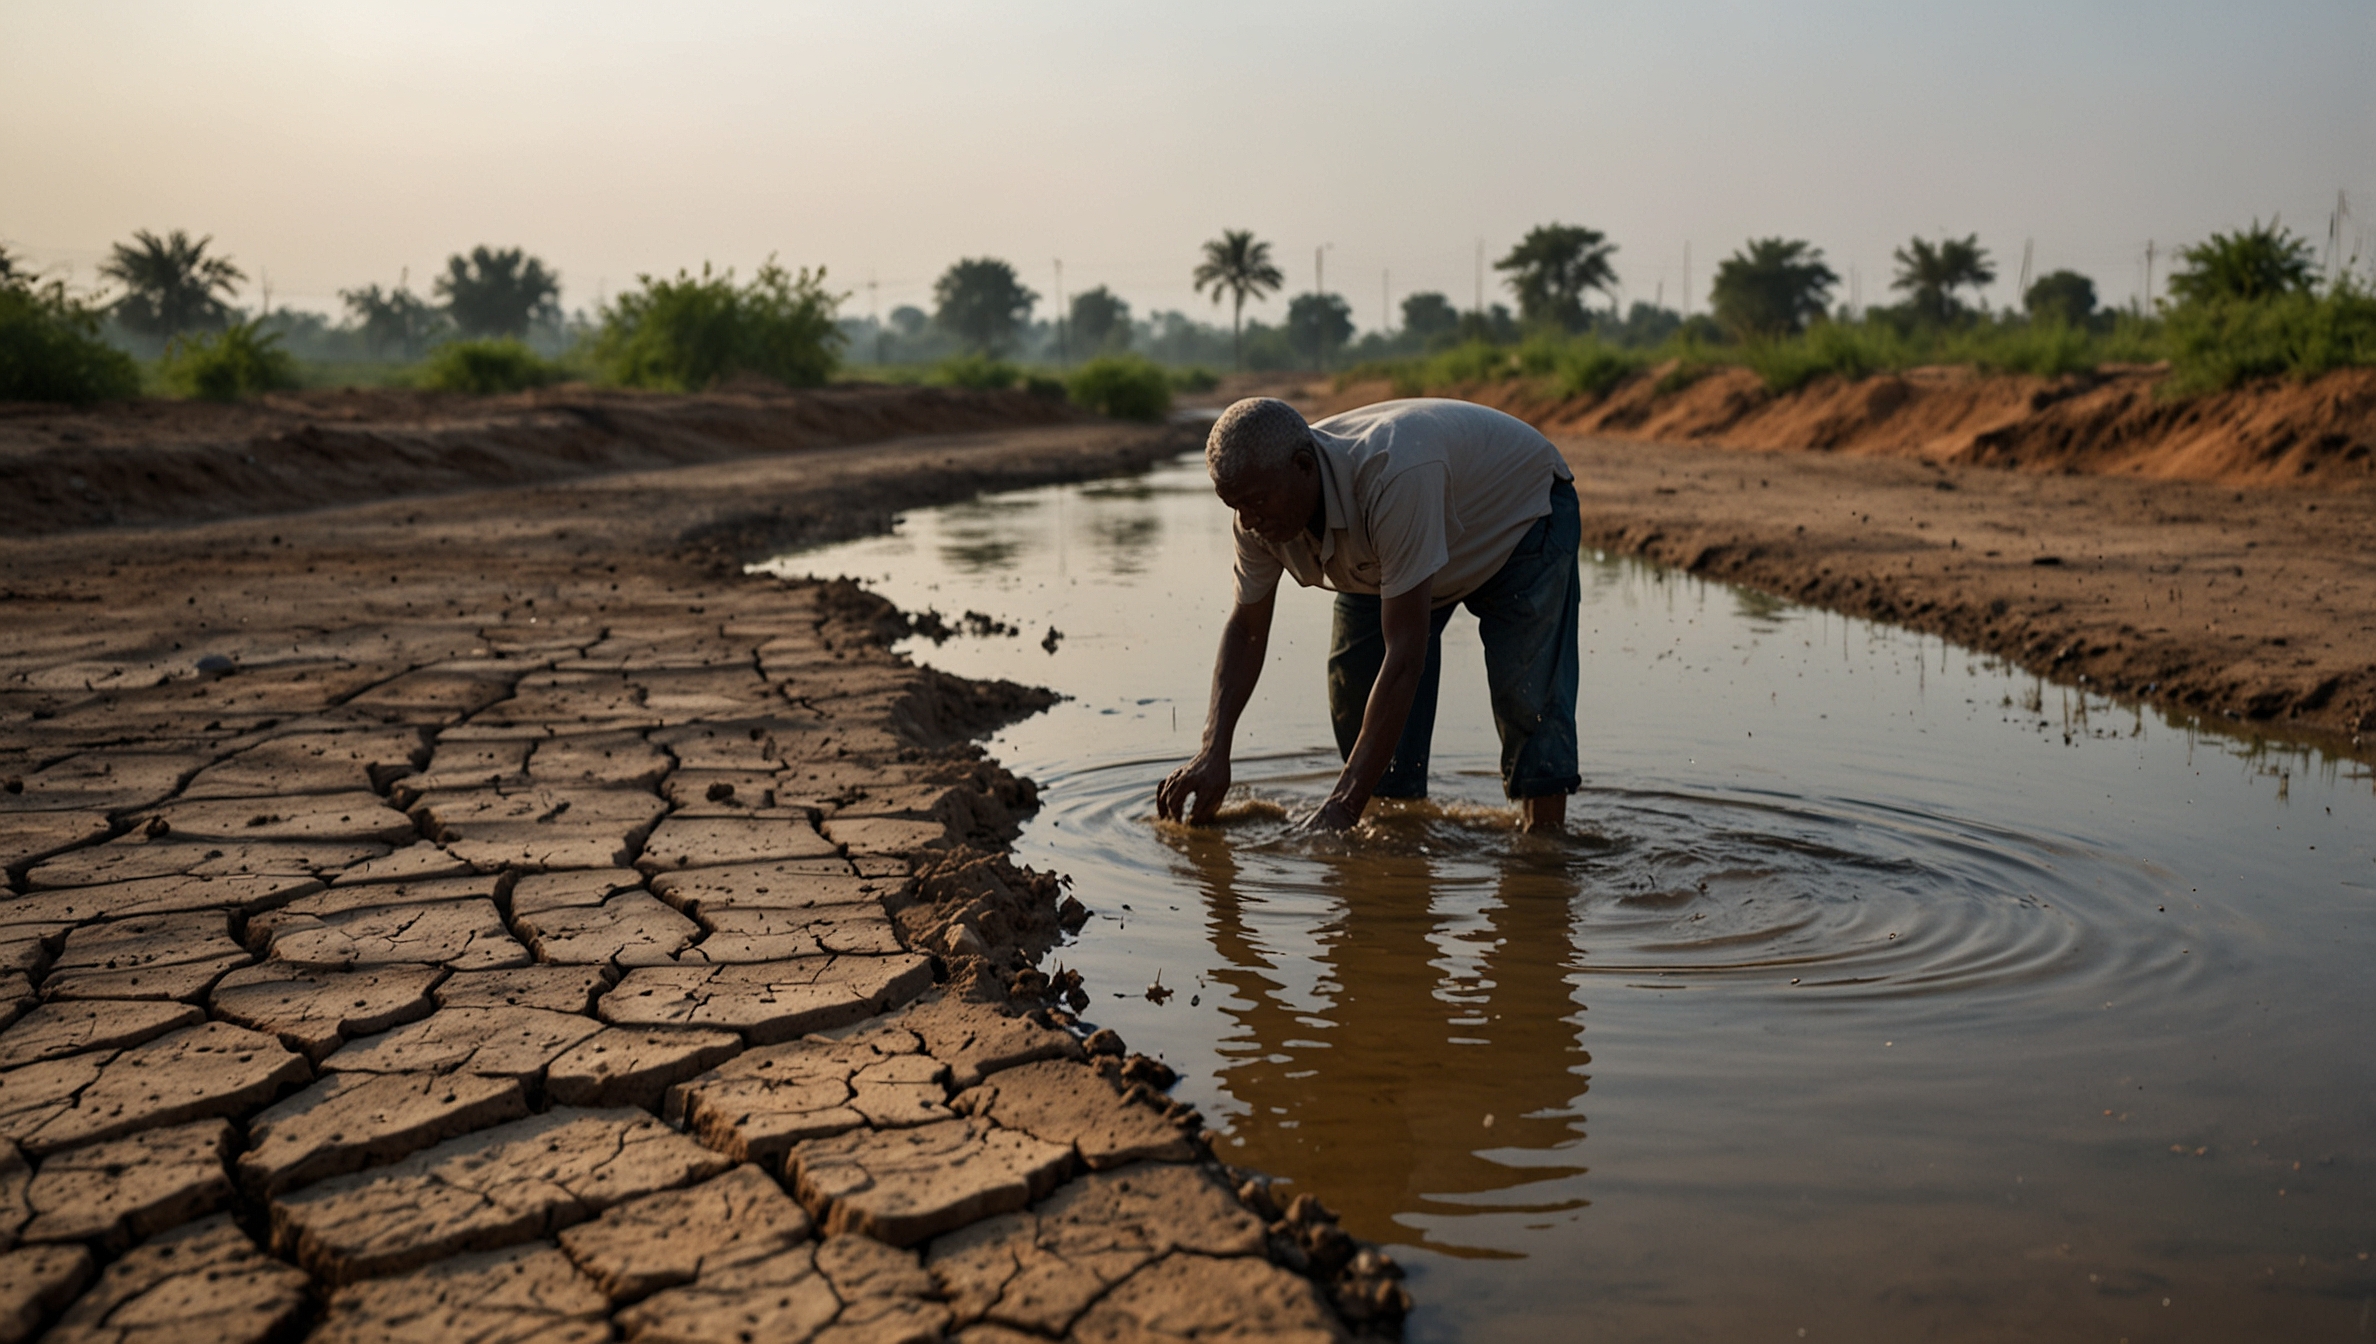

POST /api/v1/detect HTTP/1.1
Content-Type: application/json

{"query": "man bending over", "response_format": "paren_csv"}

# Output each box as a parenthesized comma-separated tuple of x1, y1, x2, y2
(1156, 396, 1580, 833)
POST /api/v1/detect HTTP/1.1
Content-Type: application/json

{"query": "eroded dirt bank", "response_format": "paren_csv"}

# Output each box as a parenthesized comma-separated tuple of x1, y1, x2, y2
(0, 419, 1400, 1341)
(1322, 364, 2376, 489)
(0, 382, 1077, 536)
(1557, 434, 2376, 754)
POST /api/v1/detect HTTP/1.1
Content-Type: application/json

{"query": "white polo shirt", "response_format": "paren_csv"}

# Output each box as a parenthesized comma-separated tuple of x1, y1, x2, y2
(1230, 398, 1572, 607)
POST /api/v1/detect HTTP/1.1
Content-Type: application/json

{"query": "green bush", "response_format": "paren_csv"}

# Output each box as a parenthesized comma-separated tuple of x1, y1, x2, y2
(1426, 341, 1514, 387)
(162, 321, 300, 402)
(2163, 284, 2376, 395)
(1067, 355, 1173, 421)
(1948, 321, 2098, 378)
(930, 353, 1021, 390)
(420, 338, 561, 395)
(0, 281, 141, 405)
(1169, 366, 1220, 393)
(1551, 338, 1645, 398)
(2094, 313, 2167, 365)
(1021, 373, 1068, 400)
(596, 260, 842, 391)
(1741, 321, 1908, 393)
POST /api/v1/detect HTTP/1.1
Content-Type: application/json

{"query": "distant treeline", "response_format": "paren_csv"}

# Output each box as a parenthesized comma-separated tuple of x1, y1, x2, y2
(1335, 219, 2376, 399)
(3, 217, 2369, 405)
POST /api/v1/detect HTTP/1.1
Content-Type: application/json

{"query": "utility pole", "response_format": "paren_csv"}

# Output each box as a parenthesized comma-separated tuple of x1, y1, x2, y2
(1474, 237, 1485, 317)
(2328, 189, 2348, 285)
(1053, 259, 1066, 368)
(2143, 240, 2156, 314)
(1381, 268, 1390, 339)
(1313, 243, 1332, 373)
(1681, 242, 1690, 319)
(868, 273, 883, 365)
(2018, 239, 2033, 308)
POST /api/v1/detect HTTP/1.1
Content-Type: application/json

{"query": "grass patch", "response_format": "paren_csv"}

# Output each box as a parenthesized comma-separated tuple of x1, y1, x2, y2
(1067, 355, 1173, 421)
(419, 339, 563, 395)
(2162, 284, 2376, 395)
(162, 321, 300, 401)
(929, 353, 1022, 390)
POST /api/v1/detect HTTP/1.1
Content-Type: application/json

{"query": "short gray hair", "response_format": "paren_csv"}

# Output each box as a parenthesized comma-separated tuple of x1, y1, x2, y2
(1205, 398, 1311, 487)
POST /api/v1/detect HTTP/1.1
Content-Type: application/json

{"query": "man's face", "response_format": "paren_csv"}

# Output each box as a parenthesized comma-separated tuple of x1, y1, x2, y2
(1213, 450, 1318, 545)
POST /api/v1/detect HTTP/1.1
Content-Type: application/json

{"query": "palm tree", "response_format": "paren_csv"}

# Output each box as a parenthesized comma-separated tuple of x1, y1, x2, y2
(1193, 230, 1285, 371)
(1891, 235, 1995, 326)
(99, 229, 245, 339)
(1495, 224, 1618, 331)
(1709, 238, 1838, 339)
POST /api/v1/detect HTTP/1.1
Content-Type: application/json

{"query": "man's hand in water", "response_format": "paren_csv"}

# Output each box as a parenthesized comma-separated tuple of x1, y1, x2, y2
(1156, 752, 1230, 825)
(1301, 796, 1362, 833)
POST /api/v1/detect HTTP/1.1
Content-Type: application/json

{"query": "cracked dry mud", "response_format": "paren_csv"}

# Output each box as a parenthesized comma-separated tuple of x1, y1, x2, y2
(0, 417, 1376, 1342)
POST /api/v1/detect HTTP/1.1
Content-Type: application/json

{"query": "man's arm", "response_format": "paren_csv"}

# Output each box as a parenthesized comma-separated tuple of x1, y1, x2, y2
(1309, 575, 1433, 831)
(1156, 592, 1275, 824)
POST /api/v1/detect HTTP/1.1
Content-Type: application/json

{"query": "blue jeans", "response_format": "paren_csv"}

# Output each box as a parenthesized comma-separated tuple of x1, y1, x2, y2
(1327, 477, 1582, 801)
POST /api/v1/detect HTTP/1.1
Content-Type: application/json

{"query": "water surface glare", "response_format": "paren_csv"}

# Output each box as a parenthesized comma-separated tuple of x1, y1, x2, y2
(763, 455, 2376, 1340)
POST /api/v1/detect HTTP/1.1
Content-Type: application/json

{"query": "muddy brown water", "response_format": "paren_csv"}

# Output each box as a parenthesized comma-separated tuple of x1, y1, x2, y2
(764, 454, 2376, 1341)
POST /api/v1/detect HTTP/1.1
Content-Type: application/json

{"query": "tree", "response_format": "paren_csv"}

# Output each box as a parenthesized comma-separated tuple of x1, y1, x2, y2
(1709, 238, 1838, 339)
(933, 257, 1035, 354)
(0, 243, 23, 287)
(1456, 304, 1521, 346)
(341, 282, 446, 359)
(1891, 234, 1995, 326)
(2023, 270, 2098, 327)
(1069, 286, 1130, 353)
(1287, 293, 1354, 371)
(889, 305, 928, 339)
(1494, 224, 1617, 331)
(1400, 291, 1460, 346)
(2167, 220, 2315, 305)
(435, 245, 560, 338)
(1192, 229, 1285, 370)
(99, 229, 244, 339)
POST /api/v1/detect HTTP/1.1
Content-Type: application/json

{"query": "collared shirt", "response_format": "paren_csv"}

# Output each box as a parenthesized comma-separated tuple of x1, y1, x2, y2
(1231, 398, 1573, 606)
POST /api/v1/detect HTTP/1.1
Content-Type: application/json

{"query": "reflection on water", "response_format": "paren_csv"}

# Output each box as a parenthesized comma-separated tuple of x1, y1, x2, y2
(1155, 799, 1595, 1248)
(763, 456, 2376, 1340)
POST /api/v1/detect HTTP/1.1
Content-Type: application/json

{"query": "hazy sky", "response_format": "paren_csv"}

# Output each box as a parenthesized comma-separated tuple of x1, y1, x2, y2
(6, 0, 2371, 330)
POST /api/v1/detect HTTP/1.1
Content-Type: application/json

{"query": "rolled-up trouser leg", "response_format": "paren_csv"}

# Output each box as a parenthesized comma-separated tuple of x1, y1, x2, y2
(1465, 478, 1583, 799)
(1327, 591, 1451, 799)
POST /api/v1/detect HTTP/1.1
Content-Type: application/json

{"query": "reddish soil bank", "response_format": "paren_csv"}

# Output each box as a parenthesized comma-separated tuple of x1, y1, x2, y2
(1558, 435, 2376, 754)
(1322, 364, 2376, 489)
(0, 382, 1076, 536)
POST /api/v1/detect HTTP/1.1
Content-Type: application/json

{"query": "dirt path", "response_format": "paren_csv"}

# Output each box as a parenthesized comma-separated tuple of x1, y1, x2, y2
(0, 418, 1399, 1342)
(1557, 433, 2376, 756)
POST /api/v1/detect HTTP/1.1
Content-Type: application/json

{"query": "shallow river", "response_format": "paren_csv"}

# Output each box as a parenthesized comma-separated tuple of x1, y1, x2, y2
(763, 453, 2376, 1341)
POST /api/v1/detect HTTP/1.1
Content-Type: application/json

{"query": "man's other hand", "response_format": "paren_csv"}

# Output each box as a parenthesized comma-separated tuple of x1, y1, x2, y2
(1156, 753, 1230, 824)
(1301, 797, 1362, 833)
